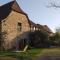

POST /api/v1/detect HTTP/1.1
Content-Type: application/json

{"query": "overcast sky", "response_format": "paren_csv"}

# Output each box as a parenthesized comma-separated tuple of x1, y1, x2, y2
(0, 0, 60, 32)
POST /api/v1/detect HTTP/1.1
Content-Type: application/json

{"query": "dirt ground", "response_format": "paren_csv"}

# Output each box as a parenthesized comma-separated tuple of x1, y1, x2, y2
(33, 48, 60, 60)
(0, 57, 17, 60)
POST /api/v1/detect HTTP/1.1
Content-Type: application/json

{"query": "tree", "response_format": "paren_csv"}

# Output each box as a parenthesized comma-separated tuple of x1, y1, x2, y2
(54, 32, 60, 46)
(49, 26, 60, 46)
(48, 0, 60, 8)
(55, 26, 60, 32)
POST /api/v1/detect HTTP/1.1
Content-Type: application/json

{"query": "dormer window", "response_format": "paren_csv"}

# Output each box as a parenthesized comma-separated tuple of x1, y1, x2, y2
(3, 20, 6, 26)
(18, 22, 22, 31)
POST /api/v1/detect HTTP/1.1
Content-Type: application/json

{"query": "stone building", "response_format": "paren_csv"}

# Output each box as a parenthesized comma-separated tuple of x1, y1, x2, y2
(0, 0, 30, 50)
(0, 0, 53, 50)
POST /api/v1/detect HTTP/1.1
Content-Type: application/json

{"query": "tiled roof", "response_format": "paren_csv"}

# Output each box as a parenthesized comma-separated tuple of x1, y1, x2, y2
(0, 1, 27, 20)
(43, 25, 52, 33)
(29, 20, 36, 27)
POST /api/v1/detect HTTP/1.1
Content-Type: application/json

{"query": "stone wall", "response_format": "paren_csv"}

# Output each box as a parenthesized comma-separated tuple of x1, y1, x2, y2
(2, 11, 30, 50)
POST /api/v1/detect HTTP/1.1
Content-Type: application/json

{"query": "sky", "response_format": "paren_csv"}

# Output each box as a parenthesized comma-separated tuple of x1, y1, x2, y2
(0, 0, 60, 32)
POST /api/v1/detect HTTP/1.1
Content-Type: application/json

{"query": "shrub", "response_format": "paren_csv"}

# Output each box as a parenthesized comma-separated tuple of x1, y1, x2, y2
(29, 30, 50, 48)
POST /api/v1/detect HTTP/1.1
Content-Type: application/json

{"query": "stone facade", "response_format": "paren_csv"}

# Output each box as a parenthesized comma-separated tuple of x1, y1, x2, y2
(2, 11, 30, 50)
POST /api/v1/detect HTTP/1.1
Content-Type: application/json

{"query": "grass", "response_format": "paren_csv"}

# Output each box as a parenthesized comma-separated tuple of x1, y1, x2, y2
(0, 48, 43, 60)
(0, 48, 60, 60)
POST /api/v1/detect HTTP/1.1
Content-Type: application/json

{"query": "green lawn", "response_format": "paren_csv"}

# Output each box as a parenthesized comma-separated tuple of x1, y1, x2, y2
(0, 48, 43, 60)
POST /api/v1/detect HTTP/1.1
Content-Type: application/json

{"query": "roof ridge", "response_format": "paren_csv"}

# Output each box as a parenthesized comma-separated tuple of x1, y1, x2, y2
(0, 0, 27, 15)
(0, 1, 15, 7)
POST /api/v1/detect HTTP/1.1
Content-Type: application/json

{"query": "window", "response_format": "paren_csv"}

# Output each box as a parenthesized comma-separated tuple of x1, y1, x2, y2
(3, 20, 6, 26)
(18, 22, 22, 31)
(34, 27, 36, 30)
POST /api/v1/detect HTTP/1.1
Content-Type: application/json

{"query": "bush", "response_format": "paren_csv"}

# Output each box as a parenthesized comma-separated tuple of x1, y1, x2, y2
(29, 30, 50, 48)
